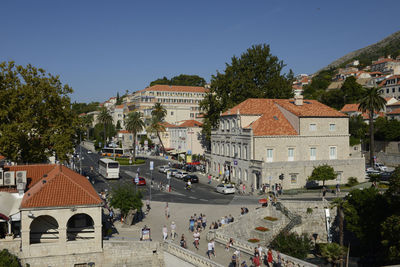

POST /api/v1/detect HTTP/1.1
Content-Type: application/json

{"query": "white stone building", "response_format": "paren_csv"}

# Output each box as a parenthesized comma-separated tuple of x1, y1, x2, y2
(206, 97, 365, 190)
(169, 120, 204, 155)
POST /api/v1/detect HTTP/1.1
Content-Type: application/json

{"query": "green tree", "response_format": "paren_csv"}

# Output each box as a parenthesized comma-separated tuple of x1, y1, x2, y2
(320, 89, 344, 110)
(0, 249, 21, 267)
(82, 114, 94, 140)
(116, 92, 123, 105)
(0, 61, 79, 163)
(97, 107, 113, 147)
(341, 76, 364, 104)
(71, 101, 100, 115)
(319, 243, 346, 267)
(170, 74, 206, 87)
(200, 44, 293, 146)
(308, 164, 337, 186)
(349, 115, 367, 145)
(147, 117, 166, 153)
(149, 76, 170, 86)
(303, 69, 335, 99)
(109, 184, 143, 220)
(270, 231, 312, 259)
(125, 112, 145, 161)
(151, 103, 167, 122)
(381, 215, 400, 262)
(93, 123, 116, 148)
(358, 87, 386, 166)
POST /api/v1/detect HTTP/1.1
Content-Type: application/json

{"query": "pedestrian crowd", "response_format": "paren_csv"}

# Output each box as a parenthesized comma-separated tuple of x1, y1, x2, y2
(209, 214, 235, 229)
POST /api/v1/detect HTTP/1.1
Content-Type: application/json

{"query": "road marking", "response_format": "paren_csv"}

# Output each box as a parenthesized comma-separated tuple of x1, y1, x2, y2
(188, 196, 196, 199)
(199, 199, 209, 202)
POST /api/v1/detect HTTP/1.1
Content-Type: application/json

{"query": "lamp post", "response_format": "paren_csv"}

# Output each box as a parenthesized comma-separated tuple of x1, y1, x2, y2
(79, 132, 82, 175)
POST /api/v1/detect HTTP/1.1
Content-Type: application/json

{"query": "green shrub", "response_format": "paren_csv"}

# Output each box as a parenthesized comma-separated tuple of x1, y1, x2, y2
(306, 208, 313, 214)
(0, 249, 21, 267)
(317, 243, 346, 265)
(346, 177, 359, 187)
(270, 231, 312, 259)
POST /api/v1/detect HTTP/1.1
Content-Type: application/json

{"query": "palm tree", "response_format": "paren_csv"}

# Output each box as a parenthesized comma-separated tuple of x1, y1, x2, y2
(125, 111, 145, 161)
(82, 114, 93, 140)
(358, 87, 386, 167)
(151, 102, 167, 122)
(147, 116, 166, 154)
(97, 107, 113, 147)
(331, 197, 351, 267)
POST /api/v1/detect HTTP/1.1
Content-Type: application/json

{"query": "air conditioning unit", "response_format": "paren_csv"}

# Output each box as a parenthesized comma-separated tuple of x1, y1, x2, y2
(0, 170, 3, 186)
(17, 182, 25, 191)
(4, 171, 15, 186)
(16, 170, 27, 184)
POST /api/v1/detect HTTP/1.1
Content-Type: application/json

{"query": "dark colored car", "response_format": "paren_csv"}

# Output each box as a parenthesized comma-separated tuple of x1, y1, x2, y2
(304, 180, 322, 189)
(133, 177, 147, 186)
(379, 171, 393, 181)
(172, 163, 183, 169)
(183, 175, 199, 183)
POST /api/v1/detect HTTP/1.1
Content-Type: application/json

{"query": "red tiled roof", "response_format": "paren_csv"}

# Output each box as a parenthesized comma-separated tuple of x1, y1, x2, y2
(116, 104, 124, 109)
(341, 104, 360, 113)
(379, 75, 400, 87)
(5, 164, 58, 190)
(139, 85, 209, 93)
(160, 122, 176, 128)
(387, 107, 400, 115)
(221, 98, 347, 136)
(372, 58, 395, 65)
(0, 155, 5, 161)
(118, 130, 130, 134)
(177, 120, 202, 128)
(17, 165, 101, 209)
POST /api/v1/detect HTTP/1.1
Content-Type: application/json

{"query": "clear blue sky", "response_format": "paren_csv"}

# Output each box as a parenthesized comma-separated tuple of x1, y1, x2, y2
(2, 0, 399, 103)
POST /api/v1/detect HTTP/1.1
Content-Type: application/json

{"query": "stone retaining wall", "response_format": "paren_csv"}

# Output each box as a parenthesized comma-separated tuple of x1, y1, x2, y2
(19, 240, 164, 267)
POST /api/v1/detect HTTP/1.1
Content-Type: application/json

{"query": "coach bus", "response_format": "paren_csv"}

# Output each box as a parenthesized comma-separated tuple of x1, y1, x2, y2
(98, 158, 120, 179)
(101, 147, 125, 157)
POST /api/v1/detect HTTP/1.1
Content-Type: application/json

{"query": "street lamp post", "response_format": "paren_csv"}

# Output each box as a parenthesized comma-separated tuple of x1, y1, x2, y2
(79, 132, 82, 175)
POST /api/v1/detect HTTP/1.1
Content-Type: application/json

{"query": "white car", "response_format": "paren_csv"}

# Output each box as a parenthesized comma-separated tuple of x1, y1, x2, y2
(374, 163, 387, 172)
(158, 166, 170, 173)
(87, 150, 92, 154)
(215, 184, 236, 194)
(175, 171, 188, 179)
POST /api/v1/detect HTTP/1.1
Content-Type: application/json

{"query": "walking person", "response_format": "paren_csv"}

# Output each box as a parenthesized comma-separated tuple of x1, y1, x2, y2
(165, 202, 170, 219)
(208, 174, 212, 184)
(180, 234, 187, 248)
(170, 221, 177, 240)
(322, 186, 327, 201)
(202, 214, 207, 229)
(267, 248, 273, 267)
(146, 198, 151, 212)
(162, 225, 168, 241)
(193, 230, 200, 250)
(207, 240, 214, 259)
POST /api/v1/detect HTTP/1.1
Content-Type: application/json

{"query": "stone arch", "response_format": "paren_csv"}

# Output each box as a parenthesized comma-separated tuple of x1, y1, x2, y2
(66, 213, 95, 241)
(29, 215, 59, 244)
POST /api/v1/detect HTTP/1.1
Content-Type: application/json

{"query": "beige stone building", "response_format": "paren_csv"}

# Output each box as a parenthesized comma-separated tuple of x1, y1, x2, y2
(206, 97, 365, 190)
(0, 163, 103, 266)
(129, 85, 208, 125)
(168, 120, 205, 155)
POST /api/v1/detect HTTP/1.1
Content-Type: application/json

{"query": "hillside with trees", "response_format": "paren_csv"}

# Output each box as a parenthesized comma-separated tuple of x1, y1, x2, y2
(149, 74, 206, 87)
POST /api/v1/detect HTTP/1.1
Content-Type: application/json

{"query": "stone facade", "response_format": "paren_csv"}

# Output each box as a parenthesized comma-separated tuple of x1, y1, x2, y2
(207, 99, 365, 190)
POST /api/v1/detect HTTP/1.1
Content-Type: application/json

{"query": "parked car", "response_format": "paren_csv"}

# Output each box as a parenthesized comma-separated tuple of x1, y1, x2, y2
(215, 184, 236, 194)
(183, 175, 199, 183)
(133, 177, 146, 186)
(375, 163, 388, 172)
(158, 165, 169, 173)
(175, 171, 189, 179)
(172, 163, 184, 169)
(379, 171, 393, 181)
(168, 169, 178, 177)
(304, 180, 321, 189)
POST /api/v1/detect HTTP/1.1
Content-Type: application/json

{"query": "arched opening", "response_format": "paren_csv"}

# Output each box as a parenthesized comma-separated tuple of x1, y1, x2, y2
(67, 213, 95, 241)
(30, 215, 59, 244)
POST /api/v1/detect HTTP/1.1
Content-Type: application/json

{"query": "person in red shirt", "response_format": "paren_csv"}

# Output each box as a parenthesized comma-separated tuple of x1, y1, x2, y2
(267, 248, 273, 267)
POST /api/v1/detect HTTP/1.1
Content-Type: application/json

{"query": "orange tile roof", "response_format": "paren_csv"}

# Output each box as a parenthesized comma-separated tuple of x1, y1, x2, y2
(387, 107, 400, 115)
(379, 75, 400, 87)
(160, 122, 176, 128)
(16, 165, 102, 209)
(341, 104, 360, 113)
(0, 155, 5, 161)
(118, 130, 130, 134)
(177, 120, 202, 128)
(140, 85, 209, 93)
(116, 104, 124, 109)
(5, 164, 58, 190)
(373, 58, 395, 65)
(222, 98, 347, 136)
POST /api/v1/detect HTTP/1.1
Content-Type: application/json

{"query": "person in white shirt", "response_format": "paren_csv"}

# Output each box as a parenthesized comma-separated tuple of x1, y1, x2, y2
(207, 241, 213, 259)
(170, 221, 176, 240)
(193, 230, 200, 250)
(257, 244, 263, 256)
(162, 225, 168, 240)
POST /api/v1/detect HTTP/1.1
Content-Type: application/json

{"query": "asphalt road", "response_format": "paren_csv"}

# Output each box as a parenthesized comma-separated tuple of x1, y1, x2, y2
(74, 146, 235, 205)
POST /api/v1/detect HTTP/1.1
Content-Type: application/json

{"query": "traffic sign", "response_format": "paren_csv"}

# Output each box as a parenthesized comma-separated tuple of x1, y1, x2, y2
(167, 172, 171, 179)
(234, 160, 237, 165)
(150, 161, 154, 170)
(135, 177, 139, 184)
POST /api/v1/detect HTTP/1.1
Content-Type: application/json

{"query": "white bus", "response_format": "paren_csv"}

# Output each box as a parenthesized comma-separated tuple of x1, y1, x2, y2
(98, 158, 120, 179)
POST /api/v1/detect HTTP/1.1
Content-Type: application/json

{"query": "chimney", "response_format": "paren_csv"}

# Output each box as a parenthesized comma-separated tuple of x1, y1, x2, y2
(294, 95, 303, 106)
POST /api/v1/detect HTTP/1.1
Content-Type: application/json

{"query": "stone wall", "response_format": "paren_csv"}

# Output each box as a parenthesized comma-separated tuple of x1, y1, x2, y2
(20, 240, 164, 267)
(281, 200, 337, 243)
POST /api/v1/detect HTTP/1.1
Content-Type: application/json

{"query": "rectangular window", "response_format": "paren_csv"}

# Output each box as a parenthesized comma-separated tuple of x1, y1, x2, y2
(190, 113, 194, 118)
(329, 146, 337, 159)
(244, 146, 248, 160)
(329, 124, 336, 131)
(309, 124, 316, 131)
(336, 172, 342, 183)
(310, 147, 316, 160)
(171, 111, 174, 116)
(221, 120, 225, 130)
(232, 145, 236, 157)
(238, 145, 242, 158)
(387, 88, 390, 94)
(290, 173, 298, 184)
(266, 149, 273, 162)
(393, 88, 396, 93)
(288, 148, 294, 161)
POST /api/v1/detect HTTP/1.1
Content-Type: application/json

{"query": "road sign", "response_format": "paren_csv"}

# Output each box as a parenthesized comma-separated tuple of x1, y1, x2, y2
(149, 161, 154, 170)
(167, 172, 171, 179)
(135, 177, 139, 184)
(234, 160, 237, 165)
